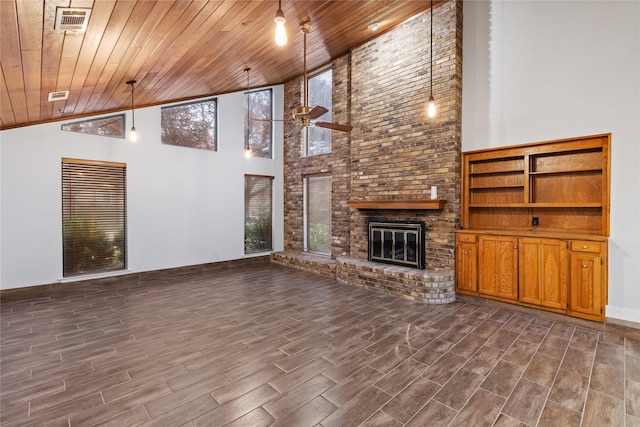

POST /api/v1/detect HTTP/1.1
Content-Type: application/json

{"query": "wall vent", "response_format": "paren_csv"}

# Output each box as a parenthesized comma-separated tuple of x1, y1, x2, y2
(48, 91, 69, 102)
(55, 8, 91, 32)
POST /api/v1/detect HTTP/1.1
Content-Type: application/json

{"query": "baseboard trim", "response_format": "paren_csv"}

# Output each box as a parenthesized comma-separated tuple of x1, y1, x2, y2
(0, 256, 271, 303)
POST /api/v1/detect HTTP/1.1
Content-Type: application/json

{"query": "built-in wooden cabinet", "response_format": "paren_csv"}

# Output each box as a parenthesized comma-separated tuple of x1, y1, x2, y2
(519, 238, 566, 310)
(568, 240, 606, 321)
(457, 134, 610, 322)
(455, 233, 477, 294)
(478, 235, 519, 301)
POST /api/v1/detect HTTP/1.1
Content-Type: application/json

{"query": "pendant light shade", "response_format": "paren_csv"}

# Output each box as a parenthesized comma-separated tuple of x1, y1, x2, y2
(427, 0, 436, 118)
(126, 80, 138, 141)
(274, 0, 287, 46)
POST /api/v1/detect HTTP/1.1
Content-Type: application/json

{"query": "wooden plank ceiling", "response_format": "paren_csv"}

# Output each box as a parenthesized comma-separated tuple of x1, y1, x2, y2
(0, 0, 435, 130)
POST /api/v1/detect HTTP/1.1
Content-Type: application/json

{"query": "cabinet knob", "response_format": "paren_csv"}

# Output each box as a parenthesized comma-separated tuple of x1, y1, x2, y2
(464, 237, 468, 240)
(514, 246, 518, 249)
(582, 245, 588, 249)
(583, 264, 588, 268)
(464, 251, 469, 255)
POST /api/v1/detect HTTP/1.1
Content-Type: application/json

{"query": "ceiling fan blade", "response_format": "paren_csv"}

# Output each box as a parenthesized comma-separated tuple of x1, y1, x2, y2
(314, 121, 352, 132)
(308, 105, 329, 120)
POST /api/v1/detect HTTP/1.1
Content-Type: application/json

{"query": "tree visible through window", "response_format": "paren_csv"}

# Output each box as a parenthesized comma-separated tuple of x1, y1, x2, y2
(245, 175, 273, 253)
(62, 159, 127, 277)
(61, 114, 125, 138)
(307, 68, 332, 156)
(304, 175, 331, 255)
(161, 98, 217, 150)
(245, 89, 273, 158)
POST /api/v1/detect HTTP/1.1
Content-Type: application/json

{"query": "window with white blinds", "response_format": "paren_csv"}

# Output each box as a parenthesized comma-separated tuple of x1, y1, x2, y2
(304, 175, 332, 255)
(244, 175, 273, 253)
(62, 158, 127, 277)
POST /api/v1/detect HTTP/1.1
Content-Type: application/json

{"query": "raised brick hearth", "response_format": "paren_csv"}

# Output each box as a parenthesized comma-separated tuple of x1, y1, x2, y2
(271, 252, 455, 304)
(336, 257, 455, 304)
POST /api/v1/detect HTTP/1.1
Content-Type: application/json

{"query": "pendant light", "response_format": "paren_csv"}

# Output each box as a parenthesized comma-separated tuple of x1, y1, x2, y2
(126, 80, 138, 141)
(274, 0, 287, 46)
(427, 0, 436, 118)
(244, 67, 252, 158)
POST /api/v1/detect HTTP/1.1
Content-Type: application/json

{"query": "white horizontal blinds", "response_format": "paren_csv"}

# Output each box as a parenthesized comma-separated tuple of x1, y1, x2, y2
(244, 175, 274, 253)
(306, 175, 332, 254)
(62, 158, 127, 277)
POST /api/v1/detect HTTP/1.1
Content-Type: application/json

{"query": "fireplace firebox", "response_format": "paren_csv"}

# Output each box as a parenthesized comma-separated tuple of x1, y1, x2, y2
(368, 221, 426, 269)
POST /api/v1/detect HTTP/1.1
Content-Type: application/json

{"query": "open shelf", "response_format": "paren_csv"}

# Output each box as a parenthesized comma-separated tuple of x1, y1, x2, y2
(529, 168, 602, 176)
(469, 185, 524, 189)
(469, 169, 524, 176)
(462, 134, 610, 236)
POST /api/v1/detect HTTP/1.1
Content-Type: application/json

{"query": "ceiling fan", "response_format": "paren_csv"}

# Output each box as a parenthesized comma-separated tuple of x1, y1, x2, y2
(293, 20, 352, 133)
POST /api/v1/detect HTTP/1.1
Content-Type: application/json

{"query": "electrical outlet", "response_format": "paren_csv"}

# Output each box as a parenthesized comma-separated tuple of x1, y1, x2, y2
(532, 217, 539, 227)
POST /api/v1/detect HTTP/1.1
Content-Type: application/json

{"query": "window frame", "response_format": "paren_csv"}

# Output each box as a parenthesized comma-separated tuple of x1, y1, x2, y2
(245, 88, 273, 159)
(305, 66, 333, 157)
(160, 97, 218, 151)
(303, 174, 332, 256)
(244, 174, 274, 254)
(61, 158, 127, 277)
(61, 114, 125, 139)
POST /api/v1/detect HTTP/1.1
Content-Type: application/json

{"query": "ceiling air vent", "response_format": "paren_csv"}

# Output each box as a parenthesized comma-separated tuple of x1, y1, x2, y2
(55, 8, 91, 32)
(48, 91, 69, 102)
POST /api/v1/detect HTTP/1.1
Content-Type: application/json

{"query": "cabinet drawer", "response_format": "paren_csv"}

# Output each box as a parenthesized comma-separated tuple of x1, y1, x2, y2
(457, 233, 477, 243)
(571, 241, 602, 253)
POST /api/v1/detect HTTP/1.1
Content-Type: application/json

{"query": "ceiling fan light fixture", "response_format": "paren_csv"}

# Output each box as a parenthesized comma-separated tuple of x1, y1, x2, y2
(274, 0, 287, 46)
(126, 80, 138, 142)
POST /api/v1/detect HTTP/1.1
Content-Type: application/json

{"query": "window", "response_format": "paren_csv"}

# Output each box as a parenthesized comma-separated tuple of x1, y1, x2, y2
(306, 68, 332, 156)
(61, 114, 125, 138)
(245, 175, 273, 253)
(245, 89, 273, 158)
(62, 159, 127, 277)
(161, 98, 217, 150)
(304, 175, 331, 255)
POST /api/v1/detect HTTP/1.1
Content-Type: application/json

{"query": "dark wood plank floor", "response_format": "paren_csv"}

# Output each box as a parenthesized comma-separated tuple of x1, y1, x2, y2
(1, 264, 638, 426)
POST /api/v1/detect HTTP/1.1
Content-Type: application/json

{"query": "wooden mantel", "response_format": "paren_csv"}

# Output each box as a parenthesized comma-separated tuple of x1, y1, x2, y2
(348, 199, 446, 210)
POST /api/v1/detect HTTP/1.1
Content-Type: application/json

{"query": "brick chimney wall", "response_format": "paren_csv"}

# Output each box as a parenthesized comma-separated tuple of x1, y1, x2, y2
(282, 0, 462, 272)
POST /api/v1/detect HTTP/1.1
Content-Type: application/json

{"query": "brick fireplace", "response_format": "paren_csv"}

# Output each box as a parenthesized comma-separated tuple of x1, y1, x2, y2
(273, 0, 462, 304)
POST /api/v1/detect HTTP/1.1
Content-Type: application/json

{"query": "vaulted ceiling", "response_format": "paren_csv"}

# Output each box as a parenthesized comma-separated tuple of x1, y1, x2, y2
(1, 1, 438, 130)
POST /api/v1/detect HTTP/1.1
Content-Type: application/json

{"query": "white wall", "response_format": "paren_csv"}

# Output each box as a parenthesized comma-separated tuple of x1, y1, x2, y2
(463, 0, 640, 322)
(0, 86, 285, 289)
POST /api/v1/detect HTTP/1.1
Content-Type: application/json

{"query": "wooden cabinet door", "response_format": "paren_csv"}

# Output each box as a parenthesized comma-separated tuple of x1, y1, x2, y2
(519, 238, 566, 309)
(568, 250, 603, 320)
(456, 242, 477, 294)
(478, 235, 518, 300)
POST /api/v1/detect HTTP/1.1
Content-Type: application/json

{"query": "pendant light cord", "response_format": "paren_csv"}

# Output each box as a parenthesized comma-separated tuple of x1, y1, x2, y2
(245, 68, 250, 147)
(303, 26, 308, 106)
(430, 0, 433, 100)
(131, 83, 135, 127)
(126, 80, 137, 128)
